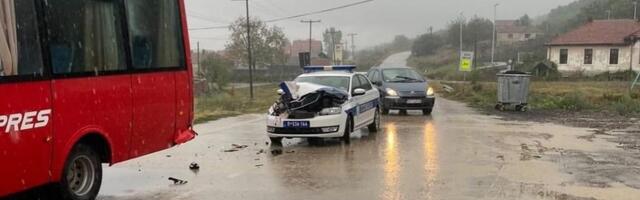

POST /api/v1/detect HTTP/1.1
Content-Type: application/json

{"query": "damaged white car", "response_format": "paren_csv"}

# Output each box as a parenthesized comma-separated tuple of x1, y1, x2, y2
(267, 66, 381, 144)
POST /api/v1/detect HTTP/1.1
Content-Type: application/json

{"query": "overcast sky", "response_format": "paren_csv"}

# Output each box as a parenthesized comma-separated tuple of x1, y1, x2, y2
(186, 0, 575, 50)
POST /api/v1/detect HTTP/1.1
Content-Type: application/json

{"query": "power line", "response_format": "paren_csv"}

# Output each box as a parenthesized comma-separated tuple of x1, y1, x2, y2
(264, 0, 373, 23)
(188, 14, 228, 24)
(189, 0, 374, 31)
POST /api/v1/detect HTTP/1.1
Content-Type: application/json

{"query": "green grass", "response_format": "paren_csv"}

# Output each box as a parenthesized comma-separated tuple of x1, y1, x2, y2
(194, 84, 279, 124)
(436, 81, 640, 115)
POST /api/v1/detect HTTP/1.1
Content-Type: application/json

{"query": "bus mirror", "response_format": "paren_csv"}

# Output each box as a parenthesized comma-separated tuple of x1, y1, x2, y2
(277, 89, 285, 95)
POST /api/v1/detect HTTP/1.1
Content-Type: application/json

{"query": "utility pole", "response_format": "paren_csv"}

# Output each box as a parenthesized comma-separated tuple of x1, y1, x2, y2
(491, 3, 499, 66)
(197, 42, 201, 75)
(347, 33, 357, 61)
(233, 0, 254, 99)
(301, 20, 321, 56)
(328, 29, 338, 65)
(459, 12, 465, 81)
(459, 12, 464, 57)
(634, 1, 638, 20)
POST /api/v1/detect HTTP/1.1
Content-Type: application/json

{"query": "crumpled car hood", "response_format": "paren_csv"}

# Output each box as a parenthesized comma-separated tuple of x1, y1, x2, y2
(270, 81, 349, 118)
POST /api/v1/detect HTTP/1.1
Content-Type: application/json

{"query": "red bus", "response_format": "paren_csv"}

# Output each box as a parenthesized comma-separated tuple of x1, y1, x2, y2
(0, 0, 196, 199)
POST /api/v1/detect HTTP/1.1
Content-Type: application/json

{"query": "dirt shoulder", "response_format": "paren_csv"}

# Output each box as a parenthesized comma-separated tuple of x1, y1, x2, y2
(432, 81, 640, 131)
(479, 108, 639, 131)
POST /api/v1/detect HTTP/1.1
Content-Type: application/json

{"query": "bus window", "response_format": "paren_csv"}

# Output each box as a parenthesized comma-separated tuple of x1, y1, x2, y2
(45, 0, 126, 75)
(0, 0, 43, 77)
(125, 0, 185, 69)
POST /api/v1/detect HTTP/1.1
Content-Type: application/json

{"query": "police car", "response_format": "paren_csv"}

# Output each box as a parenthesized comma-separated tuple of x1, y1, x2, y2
(267, 65, 381, 144)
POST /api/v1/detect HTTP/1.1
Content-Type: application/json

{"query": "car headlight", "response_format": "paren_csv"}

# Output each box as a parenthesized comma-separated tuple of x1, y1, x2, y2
(319, 107, 342, 116)
(427, 87, 435, 96)
(386, 88, 399, 96)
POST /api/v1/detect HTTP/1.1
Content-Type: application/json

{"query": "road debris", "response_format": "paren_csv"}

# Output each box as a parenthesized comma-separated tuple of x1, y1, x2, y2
(256, 149, 265, 154)
(189, 162, 200, 170)
(255, 164, 264, 167)
(285, 150, 295, 154)
(168, 177, 188, 185)
(271, 149, 283, 156)
(232, 144, 249, 149)
(224, 144, 249, 152)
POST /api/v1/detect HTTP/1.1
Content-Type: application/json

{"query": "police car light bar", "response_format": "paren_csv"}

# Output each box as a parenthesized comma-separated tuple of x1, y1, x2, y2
(303, 65, 357, 73)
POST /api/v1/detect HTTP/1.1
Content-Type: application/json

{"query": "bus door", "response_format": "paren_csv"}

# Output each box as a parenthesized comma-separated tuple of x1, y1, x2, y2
(126, 0, 185, 157)
(44, 0, 133, 171)
(0, 0, 52, 195)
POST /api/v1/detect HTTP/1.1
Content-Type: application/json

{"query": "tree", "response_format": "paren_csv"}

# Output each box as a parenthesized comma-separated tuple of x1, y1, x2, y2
(517, 14, 531, 26)
(447, 16, 493, 49)
(391, 35, 412, 51)
(201, 53, 232, 90)
(447, 18, 465, 48)
(226, 17, 289, 68)
(412, 33, 444, 56)
(323, 27, 342, 60)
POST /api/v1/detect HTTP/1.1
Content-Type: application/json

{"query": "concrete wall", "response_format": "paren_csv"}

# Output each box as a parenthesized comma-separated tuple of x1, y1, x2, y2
(547, 43, 638, 75)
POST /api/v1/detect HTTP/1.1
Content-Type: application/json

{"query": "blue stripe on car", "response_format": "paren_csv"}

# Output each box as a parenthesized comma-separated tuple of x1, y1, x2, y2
(345, 99, 379, 117)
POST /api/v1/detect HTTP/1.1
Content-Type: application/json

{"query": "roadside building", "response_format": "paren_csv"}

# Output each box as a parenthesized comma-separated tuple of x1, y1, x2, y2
(284, 39, 331, 66)
(496, 20, 541, 44)
(285, 39, 323, 58)
(546, 19, 640, 75)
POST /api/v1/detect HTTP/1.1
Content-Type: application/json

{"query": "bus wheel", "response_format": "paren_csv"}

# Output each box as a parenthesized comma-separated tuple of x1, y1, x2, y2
(57, 144, 102, 200)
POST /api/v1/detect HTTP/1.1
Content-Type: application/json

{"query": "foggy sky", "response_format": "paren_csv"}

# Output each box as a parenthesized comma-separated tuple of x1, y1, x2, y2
(186, 0, 575, 51)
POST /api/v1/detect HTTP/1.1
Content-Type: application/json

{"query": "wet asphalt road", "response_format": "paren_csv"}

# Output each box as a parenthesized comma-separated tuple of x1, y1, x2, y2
(92, 52, 640, 200)
(96, 97, 640, 200)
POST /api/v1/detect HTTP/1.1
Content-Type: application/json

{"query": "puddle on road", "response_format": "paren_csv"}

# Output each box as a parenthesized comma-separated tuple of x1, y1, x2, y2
(98, 99, 640, 200)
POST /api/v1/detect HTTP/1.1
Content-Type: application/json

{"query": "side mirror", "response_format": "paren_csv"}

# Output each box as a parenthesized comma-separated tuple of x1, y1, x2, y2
(277, 89, 285, 95)
(353, 88, 366, 96)
(373, 81, 382, 87)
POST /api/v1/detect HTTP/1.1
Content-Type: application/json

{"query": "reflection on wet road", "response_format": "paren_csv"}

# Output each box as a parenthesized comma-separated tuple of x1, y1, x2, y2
(97, 98, 640, 200)
(383, 123, 399, 200)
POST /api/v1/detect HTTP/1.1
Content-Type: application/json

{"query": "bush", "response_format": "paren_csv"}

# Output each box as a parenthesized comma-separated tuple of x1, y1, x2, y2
(556, 91, 590, 111)
(612, 95, 640, 115)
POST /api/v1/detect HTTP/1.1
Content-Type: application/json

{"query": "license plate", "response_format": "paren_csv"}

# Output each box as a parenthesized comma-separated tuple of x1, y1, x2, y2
(283, 121, 310, 128)
(406, 99, 422, 104)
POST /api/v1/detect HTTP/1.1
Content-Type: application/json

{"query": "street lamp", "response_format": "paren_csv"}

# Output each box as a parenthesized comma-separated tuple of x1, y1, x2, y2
(491, 3, 499, 66)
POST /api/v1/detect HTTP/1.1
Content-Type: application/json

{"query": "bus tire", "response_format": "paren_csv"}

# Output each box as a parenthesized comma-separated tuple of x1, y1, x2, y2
(56, 144, 102, 200)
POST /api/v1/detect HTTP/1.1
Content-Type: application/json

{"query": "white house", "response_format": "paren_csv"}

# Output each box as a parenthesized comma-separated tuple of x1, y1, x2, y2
(496, 20, 541, 44)
(547, 19, 640, 75)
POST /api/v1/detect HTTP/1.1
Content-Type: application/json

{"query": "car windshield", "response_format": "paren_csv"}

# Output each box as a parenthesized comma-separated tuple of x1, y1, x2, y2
(295, 76, 350, 91)
(382, 68, 425, 83)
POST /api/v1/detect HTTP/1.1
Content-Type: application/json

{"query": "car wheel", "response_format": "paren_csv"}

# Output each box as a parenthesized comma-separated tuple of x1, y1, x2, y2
(423, 108, 433, 115)
(381, 108, 390, 115)
(55, 144, 102, 200)
(269, 137, 283, 146)
(368, 109, 381, 132)
(342, 116, 352, 143)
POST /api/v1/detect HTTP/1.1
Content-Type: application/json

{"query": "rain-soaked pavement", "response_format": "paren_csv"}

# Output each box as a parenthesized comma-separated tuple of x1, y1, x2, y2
(95, 97, 640, 200)
(91, 52, 640, 200)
